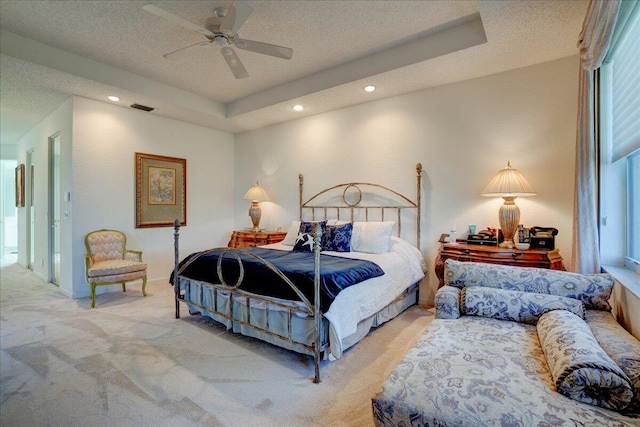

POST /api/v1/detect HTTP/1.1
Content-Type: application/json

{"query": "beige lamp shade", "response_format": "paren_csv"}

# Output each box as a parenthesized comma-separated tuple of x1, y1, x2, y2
(481, 162, 536, 248)
(481, 162, 536, 196)
(243, 182, 269, 231)
(243, 182, 270, 202)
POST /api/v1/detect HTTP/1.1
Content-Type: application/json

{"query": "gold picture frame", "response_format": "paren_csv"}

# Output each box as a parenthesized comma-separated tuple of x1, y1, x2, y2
(15, 163, 25, 207)
(135, 152, 186, 228)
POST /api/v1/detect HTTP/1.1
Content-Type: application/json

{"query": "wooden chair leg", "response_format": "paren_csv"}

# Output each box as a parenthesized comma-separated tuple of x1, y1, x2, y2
(142, 276, 147, 297)
(90, 283, 97, 308)
(122, 282, 126, 292)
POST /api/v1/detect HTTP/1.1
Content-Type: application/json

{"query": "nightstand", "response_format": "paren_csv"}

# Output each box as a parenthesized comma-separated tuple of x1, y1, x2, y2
(228, 230, 288, 248)
(435, 242, 565, 288)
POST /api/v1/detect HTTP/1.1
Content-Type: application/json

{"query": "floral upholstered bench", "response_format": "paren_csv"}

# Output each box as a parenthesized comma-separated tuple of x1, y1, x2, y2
(373, 260, 640, 426)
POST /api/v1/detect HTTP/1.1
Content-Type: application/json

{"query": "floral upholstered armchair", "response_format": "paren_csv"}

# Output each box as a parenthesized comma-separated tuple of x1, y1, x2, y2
(84, 229, 147, 308)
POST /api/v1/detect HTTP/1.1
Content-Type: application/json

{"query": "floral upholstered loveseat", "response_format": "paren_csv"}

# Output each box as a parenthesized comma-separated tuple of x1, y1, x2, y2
(372, 260, 640, 426)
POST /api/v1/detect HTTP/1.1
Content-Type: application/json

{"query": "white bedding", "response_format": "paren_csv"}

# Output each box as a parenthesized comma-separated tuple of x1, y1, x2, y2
(263, 236, 426, 358)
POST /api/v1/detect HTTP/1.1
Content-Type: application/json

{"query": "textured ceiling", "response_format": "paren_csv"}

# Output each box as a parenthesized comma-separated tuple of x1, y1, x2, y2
(0, 0, 588, 146)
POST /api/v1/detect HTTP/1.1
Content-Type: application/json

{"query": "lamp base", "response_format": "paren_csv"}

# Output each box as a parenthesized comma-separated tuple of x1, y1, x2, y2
(498, 196, 520, 248)
(499, 239, 515, 248)
(248, 201, 262, 232)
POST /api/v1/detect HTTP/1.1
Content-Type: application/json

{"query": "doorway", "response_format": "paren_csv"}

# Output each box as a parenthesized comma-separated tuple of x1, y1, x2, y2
(0, 159, 18, 259)
(49, 134, 60, 285)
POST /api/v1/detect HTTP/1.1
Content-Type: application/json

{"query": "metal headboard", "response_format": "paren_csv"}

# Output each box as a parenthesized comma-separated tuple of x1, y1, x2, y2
(298, 163, 422, 249)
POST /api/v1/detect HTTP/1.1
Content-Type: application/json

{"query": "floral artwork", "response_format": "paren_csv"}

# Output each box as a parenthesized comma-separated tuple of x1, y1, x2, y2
(135, 152, 186, 228)
(148, 166, 176, 205)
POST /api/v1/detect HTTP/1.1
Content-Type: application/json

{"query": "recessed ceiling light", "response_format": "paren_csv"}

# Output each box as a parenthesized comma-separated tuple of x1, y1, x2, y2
(292, 104, 304, 112)
(364, 85, 376, 93)
(107, 95, 120, 102)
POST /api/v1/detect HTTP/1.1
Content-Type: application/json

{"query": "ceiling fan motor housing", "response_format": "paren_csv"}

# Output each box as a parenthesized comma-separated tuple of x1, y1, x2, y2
(204, 17, 235, 44)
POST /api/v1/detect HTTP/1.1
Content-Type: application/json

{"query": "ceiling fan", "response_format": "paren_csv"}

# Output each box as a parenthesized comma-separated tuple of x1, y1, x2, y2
(143, 1, 293, 79)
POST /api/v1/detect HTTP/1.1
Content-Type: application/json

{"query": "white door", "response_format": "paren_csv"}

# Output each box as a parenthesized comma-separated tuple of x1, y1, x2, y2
(49, 134, 60, 285)
(27, 150, 35, 270)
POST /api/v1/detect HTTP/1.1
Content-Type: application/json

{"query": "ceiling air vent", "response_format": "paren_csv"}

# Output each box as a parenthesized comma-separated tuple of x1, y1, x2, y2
(130, 103, 154, 112)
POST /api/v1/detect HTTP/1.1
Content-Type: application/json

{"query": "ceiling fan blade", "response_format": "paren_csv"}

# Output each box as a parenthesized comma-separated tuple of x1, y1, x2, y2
(143, 3, 214, 37)
(221, 47, 249, 79)
(163, 41, 212, 60)
(235, 38, 293, 60)
(222, 1, 254, 34)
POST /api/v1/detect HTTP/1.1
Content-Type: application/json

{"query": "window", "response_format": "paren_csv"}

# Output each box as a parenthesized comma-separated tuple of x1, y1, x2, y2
(628, 151, 640, 264)
(599, 1, 640, 274)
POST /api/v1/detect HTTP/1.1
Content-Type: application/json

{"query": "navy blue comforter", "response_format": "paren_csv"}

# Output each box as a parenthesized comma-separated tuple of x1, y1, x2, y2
(173, 247, 384, 312)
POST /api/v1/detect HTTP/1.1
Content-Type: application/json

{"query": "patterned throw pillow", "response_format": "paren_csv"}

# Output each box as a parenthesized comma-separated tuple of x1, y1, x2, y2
(538, 310, 634, 411)
(293, 220, 327, 252)
(461, 286, 585, 324)
(321, 223, 353, 252)
(444, 259, 614, 310)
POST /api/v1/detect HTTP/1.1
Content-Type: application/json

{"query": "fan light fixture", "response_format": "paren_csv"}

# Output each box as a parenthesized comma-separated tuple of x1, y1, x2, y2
(481, 162, 536, 248)
(143, 2, 293, 80)
(243, 182, 270, 231)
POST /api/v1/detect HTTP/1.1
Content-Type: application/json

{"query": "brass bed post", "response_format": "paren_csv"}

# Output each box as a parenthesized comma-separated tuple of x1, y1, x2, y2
(301, 172, 323, 383)
(312, 223, 322, 383)
(299, 173, 304, 220)
(173, 219, 181, 319)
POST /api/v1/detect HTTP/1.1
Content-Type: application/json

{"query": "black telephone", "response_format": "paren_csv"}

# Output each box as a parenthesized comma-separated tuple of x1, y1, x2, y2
(529, 226, 558, 237)
(529, 226, 558, 249)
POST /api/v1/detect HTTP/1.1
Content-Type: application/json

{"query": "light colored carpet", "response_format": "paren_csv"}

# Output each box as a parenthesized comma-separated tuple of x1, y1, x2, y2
(0, 259, 434, 427)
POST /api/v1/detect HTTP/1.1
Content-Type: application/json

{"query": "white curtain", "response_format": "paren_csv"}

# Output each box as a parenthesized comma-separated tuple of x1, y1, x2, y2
(572, 0, 620, 273)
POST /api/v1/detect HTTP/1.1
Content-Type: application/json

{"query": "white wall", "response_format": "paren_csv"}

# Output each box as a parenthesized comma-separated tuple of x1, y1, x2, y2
(17, 96, 234, 298)
(0, 144, 17, 159)
(70, 97, 235, 298)
(235, 56, 580, 305)
(610, 281, 640, 340)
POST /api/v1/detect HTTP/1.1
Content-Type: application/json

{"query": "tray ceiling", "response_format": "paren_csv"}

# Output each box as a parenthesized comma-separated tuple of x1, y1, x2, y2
(0, 0, 588, 145)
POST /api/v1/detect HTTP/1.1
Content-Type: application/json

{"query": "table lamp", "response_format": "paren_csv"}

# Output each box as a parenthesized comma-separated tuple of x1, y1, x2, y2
(481, 162, 536, 248)
(243, 182, 270, 231)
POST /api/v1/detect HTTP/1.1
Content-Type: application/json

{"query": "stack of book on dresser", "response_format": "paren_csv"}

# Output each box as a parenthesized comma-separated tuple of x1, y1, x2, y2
(466, 230, 498, 246)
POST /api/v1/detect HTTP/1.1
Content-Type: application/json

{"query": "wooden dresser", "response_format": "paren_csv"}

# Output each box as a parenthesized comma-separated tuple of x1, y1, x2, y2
(435, 242, 565, 288)
(228, 230, 287, 248)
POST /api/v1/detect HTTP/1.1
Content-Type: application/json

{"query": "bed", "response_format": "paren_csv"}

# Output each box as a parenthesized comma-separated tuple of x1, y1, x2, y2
(171, 164, 426, 382)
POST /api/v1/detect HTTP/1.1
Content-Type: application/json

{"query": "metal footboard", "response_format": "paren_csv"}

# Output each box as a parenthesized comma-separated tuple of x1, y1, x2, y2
(173, 219, 327, 383)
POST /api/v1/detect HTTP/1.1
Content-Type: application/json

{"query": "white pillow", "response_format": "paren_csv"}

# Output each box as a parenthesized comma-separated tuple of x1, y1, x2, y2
(281, 220, 301, 246)
(351, 221, 395, 254)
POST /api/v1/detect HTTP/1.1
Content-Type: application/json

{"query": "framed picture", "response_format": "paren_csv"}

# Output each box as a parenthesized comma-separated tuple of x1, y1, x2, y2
(135, 152, 186, 228)
(15, 164, 25, 207)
